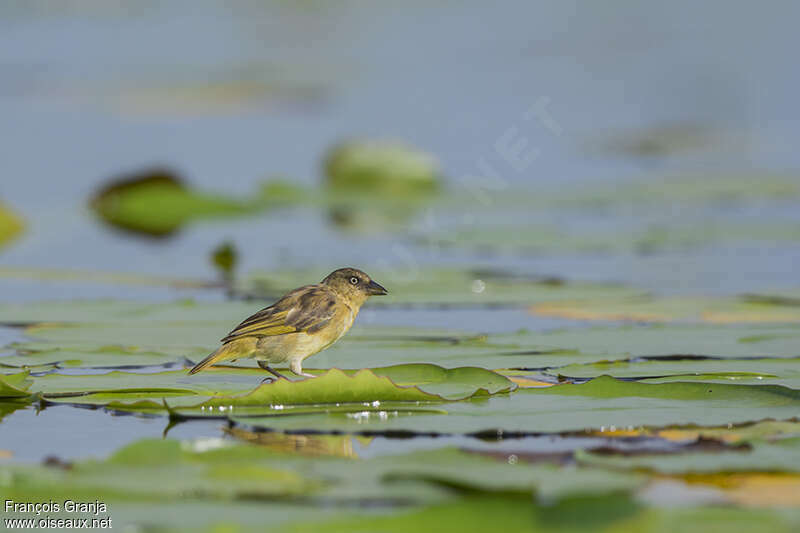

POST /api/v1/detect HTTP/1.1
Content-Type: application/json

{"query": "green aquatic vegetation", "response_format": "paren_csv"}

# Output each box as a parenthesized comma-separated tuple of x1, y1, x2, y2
(290, 493, 800, 533)
(231, 376, 800, 435)
(0, 371, 32, 398)
(548, 358, 800, 389)
(0, 200, 25, 249)
(2, 438, 642, 520)
(241, 267, 644, 306)
(324, 140, 442, 194)
(528, 323, 800, 360)
(0, 345, 182, 370)
(4, 300, 800, 371)
(6, 437, 799, 532)
(89, 169, 264, 237)
(420, 220, 800, 256)
(559, 174, 800, 209)
(23, 364, 512, 410)
(531, 295, 800, 324)
(578, 437, 800, 475)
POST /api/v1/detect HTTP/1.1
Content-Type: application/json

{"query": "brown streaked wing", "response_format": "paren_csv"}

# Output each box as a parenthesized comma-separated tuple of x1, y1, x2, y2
(220, 285, 338, 343)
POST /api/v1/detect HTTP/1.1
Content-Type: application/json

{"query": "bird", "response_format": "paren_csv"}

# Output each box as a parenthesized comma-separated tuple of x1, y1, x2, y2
(188, 268, 387, 379)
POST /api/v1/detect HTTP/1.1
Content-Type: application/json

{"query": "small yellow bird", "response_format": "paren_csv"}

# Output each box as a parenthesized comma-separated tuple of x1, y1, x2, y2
(189, 268, 387, 379)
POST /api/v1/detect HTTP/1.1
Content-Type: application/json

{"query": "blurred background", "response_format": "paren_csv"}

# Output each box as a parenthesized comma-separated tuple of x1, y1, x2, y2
(1, 0, 799, 301)
(4, 6, 800, 524)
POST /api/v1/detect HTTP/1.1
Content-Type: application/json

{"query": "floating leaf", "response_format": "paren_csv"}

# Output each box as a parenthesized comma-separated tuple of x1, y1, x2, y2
(233, 376, 800, 436)
(549, 358, 800, 389)
(89, 169, 262, 237)
(324, 140, 442, 194)
(0, 201, 24, 249)
(679, 472, 800, 508)
(241, 267, 644, 307)
(529, 324, 800, 360)
(531, 296, 800, 324)
(419, 221, 800, 256)
(0, 371, 32, 398)
(578, 437, 800, 475)
(0, 345, 181, 370)
(29, 365, 512, 412)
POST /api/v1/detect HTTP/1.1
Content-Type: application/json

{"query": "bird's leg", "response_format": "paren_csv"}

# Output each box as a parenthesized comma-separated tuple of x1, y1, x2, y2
(290, 359, 317, 379)
(258, 360, 288, 382)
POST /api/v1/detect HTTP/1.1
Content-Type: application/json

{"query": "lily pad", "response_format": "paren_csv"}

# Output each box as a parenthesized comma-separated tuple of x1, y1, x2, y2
(578, 437, 800, 475)
(0, 201, 24, 249)
(528, 324, 800, 361)
(531, 296, 800, 324)
(89, 169, 263, 237)
(324, 140, 442, 194)
(0, 345, 182, 370)
(241, 267, 644, 307)
(0, 371, 32, 398)
(232, 376, 800, 436)
(419, 221, 800, 256)
(290, 493, 800, 533)
(8, 303, 800, 371)
(548, 358, 800, 389)
(30, 365, 513, 411)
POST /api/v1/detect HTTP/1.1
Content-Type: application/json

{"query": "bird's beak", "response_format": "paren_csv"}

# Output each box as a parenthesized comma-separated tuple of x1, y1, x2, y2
(366, 280, 388, 295)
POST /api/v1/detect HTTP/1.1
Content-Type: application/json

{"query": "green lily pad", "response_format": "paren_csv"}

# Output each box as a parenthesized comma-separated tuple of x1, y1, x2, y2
(29, 368, 252, 399)
(419, 221, 800, 256)
(529, 324, 800, 361)
(324, 140, 442, 194)
(9, 302, 800, 371)
(30, 365, 512, 411)
(578, 437, 800, 475)
(192, 367, 509, 409)
(290, 493, 800, 533)
(531, 296, 800, 324)
(549, 358, 800, 389)
(0, 298, 246, 325)
(89, 169, 264, 237)
(0, 345, 182, 370)
(3, 437, 643, 514)
(239, 268, 645, 307)
(0, 371, 32, 398)
(0, 267, 216, 290)
(0, 200, 24, 249)
(647, 420, 800, 444)
(232, 376, 800, 435)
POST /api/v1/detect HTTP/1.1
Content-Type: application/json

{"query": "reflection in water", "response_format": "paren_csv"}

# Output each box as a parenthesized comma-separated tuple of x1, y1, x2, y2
(0, 401, 30, 424)
(225, 426, 363, 458)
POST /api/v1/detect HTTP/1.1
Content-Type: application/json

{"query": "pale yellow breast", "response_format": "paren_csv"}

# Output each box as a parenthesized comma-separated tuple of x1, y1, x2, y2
(255, 305, 357, 364)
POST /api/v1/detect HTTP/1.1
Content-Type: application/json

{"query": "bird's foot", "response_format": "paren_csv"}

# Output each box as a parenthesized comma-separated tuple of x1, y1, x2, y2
(257, 361, 289, 381)
(298, 371, 317, 379)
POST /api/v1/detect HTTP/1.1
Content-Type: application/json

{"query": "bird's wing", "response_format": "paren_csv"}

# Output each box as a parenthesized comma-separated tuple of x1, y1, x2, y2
(220, 285, 339, 344)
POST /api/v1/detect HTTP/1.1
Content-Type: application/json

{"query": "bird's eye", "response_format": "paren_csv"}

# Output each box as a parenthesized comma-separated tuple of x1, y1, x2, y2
(349, 276, 359, 285)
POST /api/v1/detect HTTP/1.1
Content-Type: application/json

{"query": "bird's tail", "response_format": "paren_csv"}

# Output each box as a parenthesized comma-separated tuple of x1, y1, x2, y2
(188, 339, 253, 374)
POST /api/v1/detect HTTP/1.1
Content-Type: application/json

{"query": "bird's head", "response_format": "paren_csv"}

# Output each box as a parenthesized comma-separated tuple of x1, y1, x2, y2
(322, 267, 388, 306)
